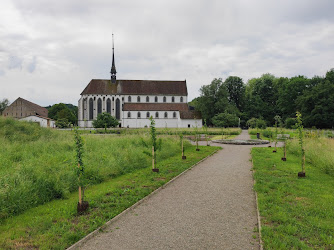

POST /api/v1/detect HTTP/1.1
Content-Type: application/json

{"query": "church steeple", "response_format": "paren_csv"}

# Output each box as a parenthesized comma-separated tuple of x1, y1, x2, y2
(110, 34, 117, 84)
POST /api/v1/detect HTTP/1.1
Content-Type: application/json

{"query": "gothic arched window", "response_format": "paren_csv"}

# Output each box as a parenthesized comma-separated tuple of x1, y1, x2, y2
(172, 96, 175, 103)
(163, 96, 166, 103)
(173, 112, 177, 118)
(127, 112, 131, 118)
(137, 96, 141, 102)
(107, 98, 111, 114)
(97, 98, 102, 114)
(155, 96, 158, 102)
(128, 96, 131, 102)
(89, 98, 93, 120)
(155, 112, 159, 118)
(137, 112, 141, 118)
(146, 112, 150, 118)
(146, 96, 149, 102)
(180, 96, 183, 103)
(164, 112, 168, 118)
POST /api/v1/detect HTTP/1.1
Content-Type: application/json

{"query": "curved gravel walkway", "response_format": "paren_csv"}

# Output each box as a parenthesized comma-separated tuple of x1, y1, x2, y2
(71, 130, 261, 249)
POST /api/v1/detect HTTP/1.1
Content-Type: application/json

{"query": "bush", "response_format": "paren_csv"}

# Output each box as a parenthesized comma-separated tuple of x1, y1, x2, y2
(246, 118, 267, 129)
(212, 112, 239, 127)
(285, 118, 297, 129)
(93, 112, 119, 128)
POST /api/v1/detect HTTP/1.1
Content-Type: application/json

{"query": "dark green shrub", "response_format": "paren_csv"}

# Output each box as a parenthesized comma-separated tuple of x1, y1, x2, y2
(286, 118, 297, 129)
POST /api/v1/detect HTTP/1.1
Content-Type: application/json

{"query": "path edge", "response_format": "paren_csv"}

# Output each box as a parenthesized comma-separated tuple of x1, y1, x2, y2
(67, 148, 220, 250)
(252, 158, 264, 250)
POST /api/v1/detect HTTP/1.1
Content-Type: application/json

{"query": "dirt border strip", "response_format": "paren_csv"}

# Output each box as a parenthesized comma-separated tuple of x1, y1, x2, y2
(67, 148, 220, 250)
(252, 159, 263, 250)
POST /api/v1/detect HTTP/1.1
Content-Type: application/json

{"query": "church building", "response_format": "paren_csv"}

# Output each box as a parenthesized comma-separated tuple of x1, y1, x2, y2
(78, 39, 202, 128)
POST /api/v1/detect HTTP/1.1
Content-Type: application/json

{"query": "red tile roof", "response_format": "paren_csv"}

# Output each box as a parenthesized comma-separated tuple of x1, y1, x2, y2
(4, 97, 48, 118)
(123, 103, 189, 111)
(81, 79, 188, 96)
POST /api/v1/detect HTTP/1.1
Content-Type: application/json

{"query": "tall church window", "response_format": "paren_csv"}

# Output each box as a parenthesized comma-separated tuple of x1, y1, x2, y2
(164, 112, 168, 118)
(137, 112, 141, 118)
(89, 98, 93, 120)
(146, 112, 150, 118)
(137, 96, 141, 102)
(180, 96, 183, 103)
(172, 96, 175, 103)
(127, 112, 131, 118)
(173, 112, 177, 118)
(107, 98, 111, 114)
(128, 96, 132, 102)
(97, 98, 102, 114)
(116, 98, 120, 119)
(155, 96, 158, 102)
(146, 96, 149, 102)
(163, 96, 166, 103)
(155, 112, 159, 118)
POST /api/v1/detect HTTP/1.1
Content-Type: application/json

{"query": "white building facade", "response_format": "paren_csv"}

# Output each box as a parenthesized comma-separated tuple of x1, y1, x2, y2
(78, 80, 202, 128)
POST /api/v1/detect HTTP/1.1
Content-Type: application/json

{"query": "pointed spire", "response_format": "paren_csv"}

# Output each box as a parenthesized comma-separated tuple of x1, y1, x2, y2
(110, 34, 117, 84)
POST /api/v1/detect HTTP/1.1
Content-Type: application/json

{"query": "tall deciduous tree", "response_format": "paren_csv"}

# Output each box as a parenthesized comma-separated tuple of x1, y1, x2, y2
(0, 98, 10, 115)
(223, 76, 245, 111)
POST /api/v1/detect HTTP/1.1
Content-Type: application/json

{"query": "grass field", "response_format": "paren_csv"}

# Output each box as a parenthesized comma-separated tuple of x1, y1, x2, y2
(92, 127, 242, 136)
(252, 137, 334, 249)
(0, 117, 220, 248)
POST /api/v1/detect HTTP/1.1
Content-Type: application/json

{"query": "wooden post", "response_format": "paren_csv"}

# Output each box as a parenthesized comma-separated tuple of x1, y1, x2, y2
(182, 139, 184, 157)
(152, 146, 155, 169)
(78, 186, 82, 205)
(284, 141, 286, 158)
(78, 163, 82, 204)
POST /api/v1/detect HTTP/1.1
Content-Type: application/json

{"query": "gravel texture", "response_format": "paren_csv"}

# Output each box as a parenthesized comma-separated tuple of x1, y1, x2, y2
(72, 130, 261, 250)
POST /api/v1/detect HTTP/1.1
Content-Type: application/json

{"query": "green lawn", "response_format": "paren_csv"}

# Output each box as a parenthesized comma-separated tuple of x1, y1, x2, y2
(252, 147, 334, 249)
(0, 145, 219, 249)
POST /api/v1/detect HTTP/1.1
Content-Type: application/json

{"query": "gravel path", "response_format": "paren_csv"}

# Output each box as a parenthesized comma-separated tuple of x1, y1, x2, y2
(73, 130, 260, 249)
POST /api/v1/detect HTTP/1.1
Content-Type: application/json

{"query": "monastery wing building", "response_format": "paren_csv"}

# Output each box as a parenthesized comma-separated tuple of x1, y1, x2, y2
(78, 40, 202, 128)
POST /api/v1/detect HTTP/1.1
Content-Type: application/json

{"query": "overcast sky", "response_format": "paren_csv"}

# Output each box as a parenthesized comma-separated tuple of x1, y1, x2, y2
(1, 0, 333, 106)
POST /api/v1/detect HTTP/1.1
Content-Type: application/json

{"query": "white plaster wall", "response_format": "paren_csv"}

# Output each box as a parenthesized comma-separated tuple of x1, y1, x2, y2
(19, 116, 56, 128)
(179, 119, 202, 128)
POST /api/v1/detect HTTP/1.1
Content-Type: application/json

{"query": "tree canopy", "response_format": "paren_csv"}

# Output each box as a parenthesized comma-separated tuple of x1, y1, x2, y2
(48, 103, 77, 127)
(191, 68, 334, 128)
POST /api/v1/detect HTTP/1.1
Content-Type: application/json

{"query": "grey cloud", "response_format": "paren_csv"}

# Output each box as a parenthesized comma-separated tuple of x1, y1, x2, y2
(8, 55, 23, 70)
(27, 56, 37, 73)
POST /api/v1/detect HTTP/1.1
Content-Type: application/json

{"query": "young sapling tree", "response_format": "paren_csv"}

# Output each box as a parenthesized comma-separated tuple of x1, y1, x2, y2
(180, 133, 186, 159)
(194, 123, 200, 151)
(73, 127, 89, 213)
(150, 117, 161, 172)
(202, 119, 209, 146)
(273, 115, 281, 153)
(296, 111, 306, 177)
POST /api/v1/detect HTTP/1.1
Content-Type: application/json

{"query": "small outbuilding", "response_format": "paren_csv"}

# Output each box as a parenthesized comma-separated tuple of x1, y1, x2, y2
(19, 115, 55, 128)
